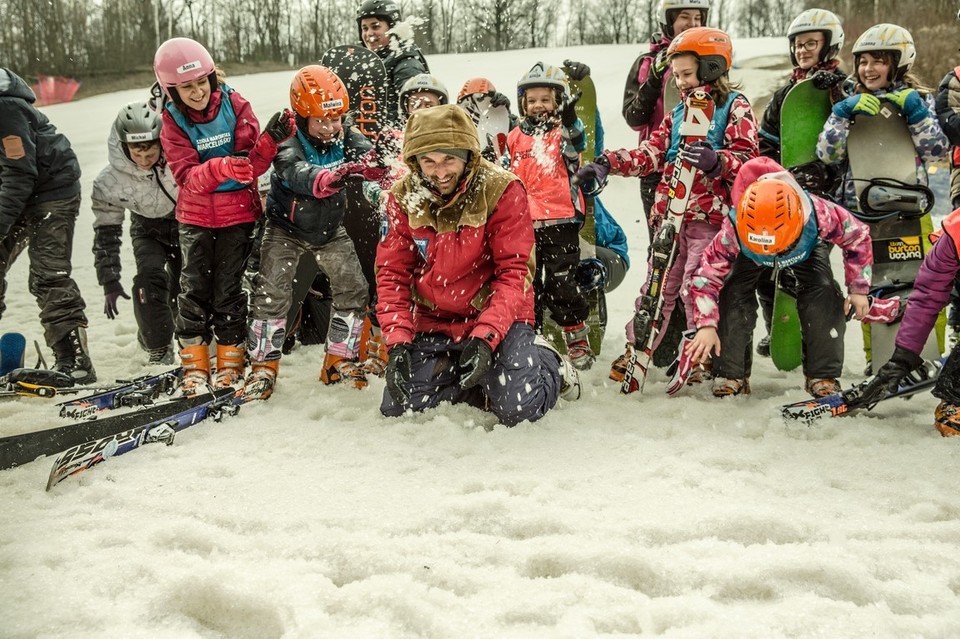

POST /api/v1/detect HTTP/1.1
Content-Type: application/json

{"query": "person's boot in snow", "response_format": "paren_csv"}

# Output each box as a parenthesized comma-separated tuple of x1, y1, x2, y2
(562, 322, 595, 371)
(213, 343, 246, 390)
(52, 327, 97, 385)
(243, 360, 280, 401)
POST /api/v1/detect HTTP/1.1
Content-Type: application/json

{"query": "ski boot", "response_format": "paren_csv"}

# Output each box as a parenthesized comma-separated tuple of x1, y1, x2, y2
(935, 401, 960, 437)
(178, 341, 211, 395)
(562, 322, 595, 371)
(712, 377, 750, 397)
(534, 334, 581, 402)
(756, 335, 771, 358)
(51, 327, 97, 385)
(805, 377, 841, 398)
(609, 343, 633, 383)
(213, 343, 246, 390)
(361, 327, 388, 378)
(320, 353, 368, 389)
(243, 360, 280, 401)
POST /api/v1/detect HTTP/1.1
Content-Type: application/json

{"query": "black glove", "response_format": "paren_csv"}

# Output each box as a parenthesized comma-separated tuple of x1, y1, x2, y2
(264, 109, 296, 144)
(563, 59, 591, 81)
(488, 91, 511, 109)
(385, 343, 413, 405)
(103, 282, 131, 320)
(458, 338, 493, 389)
(810, 70, 844, 91)
(650, 50, 670, 82)
(858, 346, 924, 406)
(561, 92, 582, 128)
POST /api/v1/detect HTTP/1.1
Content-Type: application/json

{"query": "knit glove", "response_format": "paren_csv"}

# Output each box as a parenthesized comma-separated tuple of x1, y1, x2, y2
(683, 141, 721, 178)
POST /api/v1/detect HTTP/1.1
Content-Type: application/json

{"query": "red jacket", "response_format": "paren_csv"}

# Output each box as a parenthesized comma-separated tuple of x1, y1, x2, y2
(376, 177, 535, 351)
(160, 89, 274, 228)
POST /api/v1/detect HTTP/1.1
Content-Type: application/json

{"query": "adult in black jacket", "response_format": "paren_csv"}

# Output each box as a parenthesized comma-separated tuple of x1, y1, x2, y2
(356, 0, 429, 128)
(0, 67, 96, 383)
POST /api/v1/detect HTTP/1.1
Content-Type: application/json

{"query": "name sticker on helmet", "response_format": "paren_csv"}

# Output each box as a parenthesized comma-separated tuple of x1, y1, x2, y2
(177, 61, 202, 74)
(126, 132, 152, 143)
(748, 232, 776, 245)
(321, 99, 344, 110)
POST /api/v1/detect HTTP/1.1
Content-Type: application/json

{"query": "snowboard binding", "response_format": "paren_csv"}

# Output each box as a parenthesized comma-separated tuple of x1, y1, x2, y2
(855, 177, 934, 221)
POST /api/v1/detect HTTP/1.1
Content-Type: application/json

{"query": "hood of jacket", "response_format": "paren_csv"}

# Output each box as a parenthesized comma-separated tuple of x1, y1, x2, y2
(0, 67, 37, 102)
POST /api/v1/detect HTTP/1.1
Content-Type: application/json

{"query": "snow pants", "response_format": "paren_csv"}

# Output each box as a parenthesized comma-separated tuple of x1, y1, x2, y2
(534, 222, 588, 329)
(934, 342, 960, 405)
(250, 223, 367, 322)
(714, 243, 845, 380)
(130, 214, 181, 350)
(176, 222, 253, 346)
(0, 193, 89, 346)
(639, 172, 660, 246)
(380, 322, 562, 427)
(626, 220, 717, 350)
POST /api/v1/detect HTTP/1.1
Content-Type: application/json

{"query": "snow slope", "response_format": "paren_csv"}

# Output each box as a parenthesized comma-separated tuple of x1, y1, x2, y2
(3, 39, 960, 638)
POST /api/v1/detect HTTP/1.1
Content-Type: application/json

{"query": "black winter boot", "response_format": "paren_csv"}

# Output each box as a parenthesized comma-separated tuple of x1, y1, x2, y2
(52, 327, 97, 385)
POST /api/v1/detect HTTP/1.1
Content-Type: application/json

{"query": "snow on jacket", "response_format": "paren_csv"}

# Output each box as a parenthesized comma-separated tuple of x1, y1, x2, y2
(895, 209, 960, 355)
(160, 87, 273, 228)
(935, 67, 960, 204)
(816, 84, 948, 212)
(266, 127, 372, 246)
(0, 67, 81, 237)
(91, 128, 178, 227)
(602, 90, 758, 227)
(376, 105, 534, 352)
(691, 159, 873, 329)
(621, 35, 673, 142)
(373, 35, 429, 128)
(506, 116, 586, 225)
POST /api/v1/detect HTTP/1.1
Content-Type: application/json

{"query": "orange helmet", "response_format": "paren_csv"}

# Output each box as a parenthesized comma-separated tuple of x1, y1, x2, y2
(667, 26, 733, 83)
(457, 77, 495, 103)
(736, 178, 805, 256)
(289, 65, 349, 119)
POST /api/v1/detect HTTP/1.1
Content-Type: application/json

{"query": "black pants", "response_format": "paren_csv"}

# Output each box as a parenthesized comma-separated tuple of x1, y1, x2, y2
(130, 214, 181, 350)
(934, 342, 960, 405)
(534, 222, 588, 329)
(0, 193, 88, 346)
(715, 244, 845, 380)
(176, 222, 253, 345)
(639, 172, 661, 246)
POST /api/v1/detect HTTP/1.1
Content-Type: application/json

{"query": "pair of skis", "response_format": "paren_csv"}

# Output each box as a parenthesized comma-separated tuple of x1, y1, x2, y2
(621, 89, 715, 394)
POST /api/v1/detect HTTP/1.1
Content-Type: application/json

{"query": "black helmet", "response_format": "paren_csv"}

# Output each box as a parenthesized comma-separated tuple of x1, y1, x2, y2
(356, 0, 400, 29)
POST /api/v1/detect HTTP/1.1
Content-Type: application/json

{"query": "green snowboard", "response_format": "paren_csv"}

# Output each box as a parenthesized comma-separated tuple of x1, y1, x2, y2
(770, 285, 802, 372)
(542, 71, 604, 355)
(768, 79, 832, 370)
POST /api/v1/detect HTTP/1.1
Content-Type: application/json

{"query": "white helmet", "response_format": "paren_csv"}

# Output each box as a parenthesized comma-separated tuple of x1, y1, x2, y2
(398, 73, 449, 114)
(786, 9, 844, 67)
(852, 23, 916, 79)
(658, 0, 711, 39)
(517, 62, 571, 114)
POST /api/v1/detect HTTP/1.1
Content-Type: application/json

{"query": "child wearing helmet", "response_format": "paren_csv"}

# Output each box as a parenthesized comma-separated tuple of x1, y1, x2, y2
(244, 65, 387, 400)
(356, 0, 429, 127)
(578, 27, 759, 386)
(153, 36, 297, 393)
(817, 23, 948, 374)
(91, 100, 181, 365)
(861, 208, 960, 437)
(456, 77, 520, 155)
(623, 0, 710, 243)
(753, 8, 847, 359)
(686, 156, 873, 398)
(816, 23, 947, 215)
(505, 61, 594, 371)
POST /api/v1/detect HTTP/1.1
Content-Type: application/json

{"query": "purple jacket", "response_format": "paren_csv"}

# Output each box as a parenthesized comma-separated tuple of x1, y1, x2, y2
(896, 228, 960, 355)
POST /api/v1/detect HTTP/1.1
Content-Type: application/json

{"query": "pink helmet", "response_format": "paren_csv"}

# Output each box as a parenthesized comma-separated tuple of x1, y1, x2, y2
(153, 37, 216, 95)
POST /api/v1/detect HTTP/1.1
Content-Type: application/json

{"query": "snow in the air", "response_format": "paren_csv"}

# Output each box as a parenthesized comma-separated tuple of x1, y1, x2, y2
(2, 38, 960, 638)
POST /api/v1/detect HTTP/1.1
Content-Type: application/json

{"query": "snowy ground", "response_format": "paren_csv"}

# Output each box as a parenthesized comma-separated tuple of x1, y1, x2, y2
(3, 40, 960, 638)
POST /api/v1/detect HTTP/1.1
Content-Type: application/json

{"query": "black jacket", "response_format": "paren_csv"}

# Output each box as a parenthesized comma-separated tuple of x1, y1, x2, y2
(376, 36, 429, 126)
(0, 67, 81, 237)
(266, 128, 372, 246)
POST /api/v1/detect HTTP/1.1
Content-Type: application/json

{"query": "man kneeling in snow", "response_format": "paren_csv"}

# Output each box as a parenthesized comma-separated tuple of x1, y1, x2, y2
(375, 104, 580, 425)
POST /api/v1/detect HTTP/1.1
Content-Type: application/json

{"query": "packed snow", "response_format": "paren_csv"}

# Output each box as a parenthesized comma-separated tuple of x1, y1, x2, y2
(3, 39, 960, 638)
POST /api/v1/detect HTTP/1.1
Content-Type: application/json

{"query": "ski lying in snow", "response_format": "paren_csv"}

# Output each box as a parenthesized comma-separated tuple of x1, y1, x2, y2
(46, 388, 240, 490)
(0, 390, 229, 471)
(622, 89, 715, 394)
(780, 358, 942, 426)
(56, 368, 182, 420)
